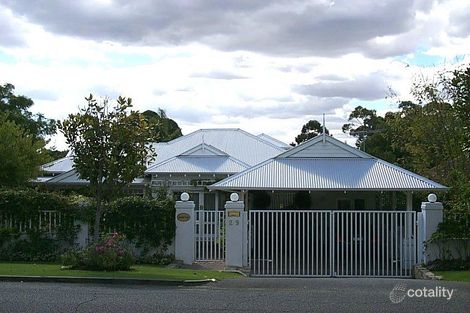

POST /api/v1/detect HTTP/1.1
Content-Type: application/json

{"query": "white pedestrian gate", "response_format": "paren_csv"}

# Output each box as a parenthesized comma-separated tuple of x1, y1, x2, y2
(195, 210, 225, 261)
(249, 210, 417, 277)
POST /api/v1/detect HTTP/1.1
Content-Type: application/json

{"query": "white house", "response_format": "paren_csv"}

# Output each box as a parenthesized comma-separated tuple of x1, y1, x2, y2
(38, 128, 447, 210)
(38, 128, 449, 277)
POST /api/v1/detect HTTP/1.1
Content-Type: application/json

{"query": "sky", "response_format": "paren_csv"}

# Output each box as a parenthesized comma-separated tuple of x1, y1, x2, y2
(1, 0, 470, 150)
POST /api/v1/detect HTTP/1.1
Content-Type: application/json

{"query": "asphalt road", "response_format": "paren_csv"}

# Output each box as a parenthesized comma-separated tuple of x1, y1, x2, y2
(0, 278, 469, 313)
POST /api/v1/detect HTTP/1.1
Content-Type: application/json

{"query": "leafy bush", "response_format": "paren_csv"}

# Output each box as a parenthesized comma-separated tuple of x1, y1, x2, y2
(426, 213, 470, 263)
(427, 258, 470, 271)
(62, 233, 134, 271)
(137, 252, 175, 265)
(0, 230, 69, 262)
(102, 196, 175, 251)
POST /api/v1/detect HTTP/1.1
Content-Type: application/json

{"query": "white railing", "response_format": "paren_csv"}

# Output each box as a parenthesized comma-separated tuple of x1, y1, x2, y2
(195, 210, 225, 261)
(249, 210, 417, 277)
(0, 210, 63, 235)
(332, 211, 416, 277)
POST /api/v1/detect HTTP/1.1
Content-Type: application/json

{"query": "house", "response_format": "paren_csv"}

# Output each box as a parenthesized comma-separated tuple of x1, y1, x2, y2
(38, 128, 449, 277)
(38, 128, 447, 210)
(38, 128, 290, 203)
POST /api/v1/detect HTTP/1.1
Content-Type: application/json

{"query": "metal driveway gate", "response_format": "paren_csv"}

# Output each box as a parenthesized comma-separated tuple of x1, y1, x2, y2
(249, 210, 416, 277)
(195, 210, 225, 261)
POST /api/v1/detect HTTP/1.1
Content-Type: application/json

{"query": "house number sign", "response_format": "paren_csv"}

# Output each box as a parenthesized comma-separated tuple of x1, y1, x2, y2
(177, 213, 191, 222)
(227, 210, 240, 217)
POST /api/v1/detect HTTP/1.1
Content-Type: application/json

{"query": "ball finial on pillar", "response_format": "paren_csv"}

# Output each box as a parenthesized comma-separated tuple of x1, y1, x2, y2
(230, 193, 239, 202)
(180, 192, 190, 202)
(427, 193, 437, 203)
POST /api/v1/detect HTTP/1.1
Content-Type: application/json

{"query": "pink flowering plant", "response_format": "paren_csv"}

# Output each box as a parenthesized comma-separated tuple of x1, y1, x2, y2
(62, 232, 134, 271)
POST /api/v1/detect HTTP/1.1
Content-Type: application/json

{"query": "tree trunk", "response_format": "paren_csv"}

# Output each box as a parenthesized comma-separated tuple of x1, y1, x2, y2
(93, 184, 103, 242)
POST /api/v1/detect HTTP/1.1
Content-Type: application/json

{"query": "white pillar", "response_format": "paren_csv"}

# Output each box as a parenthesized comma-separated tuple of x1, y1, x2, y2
(420, 193, 443, 264)
(225, 193, 246, 268)
(175, 193, 195, 265)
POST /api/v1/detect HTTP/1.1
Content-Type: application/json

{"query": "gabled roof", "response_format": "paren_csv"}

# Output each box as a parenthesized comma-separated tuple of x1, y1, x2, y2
(210, 134, 448, 191)
(42, 170, 146, 185)
(278, 135, 371, 159)
(146, 156, 249, 174)
(41, 156, 74, 173)
(179, 143, 228, 156)
(147, 129, 288, 172)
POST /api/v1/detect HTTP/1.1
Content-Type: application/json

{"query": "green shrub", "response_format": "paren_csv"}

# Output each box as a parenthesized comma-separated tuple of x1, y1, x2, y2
(102, 196, 175, 251)
(0, 230, 68, 262)
(62, 233, 134, 271)
(137, 252, 175, 265)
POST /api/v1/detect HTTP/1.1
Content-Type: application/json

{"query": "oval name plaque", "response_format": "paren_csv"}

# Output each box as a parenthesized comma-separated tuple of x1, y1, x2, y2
(177, 212, 191, 222)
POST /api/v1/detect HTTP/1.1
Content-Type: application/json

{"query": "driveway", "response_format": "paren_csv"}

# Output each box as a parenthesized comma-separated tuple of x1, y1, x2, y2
(0, 278, 469, 312)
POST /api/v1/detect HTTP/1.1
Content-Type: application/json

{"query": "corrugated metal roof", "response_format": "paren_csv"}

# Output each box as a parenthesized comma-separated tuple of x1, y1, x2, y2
(210, 158, 448, 191)
(41, 157, 74, 173)
(146, 156, 249, 174)
(257, 133, 291, 149)
(43, 170, 146, 185)
(148, 129, 288, 168)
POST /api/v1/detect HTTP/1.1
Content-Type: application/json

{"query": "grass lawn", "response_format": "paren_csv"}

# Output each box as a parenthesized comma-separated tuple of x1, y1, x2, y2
(434, 271, 470, 282)
(0, 263, 241, 281)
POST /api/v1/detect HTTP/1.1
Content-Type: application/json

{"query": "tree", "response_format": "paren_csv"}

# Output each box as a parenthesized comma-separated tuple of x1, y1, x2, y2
(341, 106, 403, 162)
(0, 83, 56, 140)
(143, 109, 182, 142)
(58, 95, 154, 241)
(293, 120, 329, 145)
(0, 113, 49, 186)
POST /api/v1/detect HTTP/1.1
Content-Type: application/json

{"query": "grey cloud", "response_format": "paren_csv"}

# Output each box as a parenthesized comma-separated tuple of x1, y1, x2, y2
(315, 74, 347, 81)
(2, 0, 435, 58)
(222, 96, 347, 119)
(166, 106, 208, 123)
(448, 7, 470, 38)
(191, 70, 248, 80)
(0, 8, 26, 47)
(294, 72, 389, 100)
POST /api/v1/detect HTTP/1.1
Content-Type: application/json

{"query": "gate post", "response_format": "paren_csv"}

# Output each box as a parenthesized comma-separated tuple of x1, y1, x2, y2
(420, 193, 443, 264)
(225, 193, 245, 268)
(175, 192, 195, 265)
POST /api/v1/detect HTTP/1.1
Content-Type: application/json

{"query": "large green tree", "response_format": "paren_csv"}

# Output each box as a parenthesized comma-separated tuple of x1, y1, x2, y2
(0, 113, 48, 186)
(0, 83, 56, 140)
(59, 95, 154, 241)
(343, 65, 470, 213)
(293, 119, 329, 145)
(0, 83, 66, 160)
(143, 109, 182, 142)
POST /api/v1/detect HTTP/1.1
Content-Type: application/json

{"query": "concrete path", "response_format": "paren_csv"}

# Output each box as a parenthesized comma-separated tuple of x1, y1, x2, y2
(0, 277, 468, 312)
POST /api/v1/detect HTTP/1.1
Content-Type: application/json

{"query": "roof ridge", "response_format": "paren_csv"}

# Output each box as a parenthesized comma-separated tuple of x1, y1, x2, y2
(234, 128, 287, 151)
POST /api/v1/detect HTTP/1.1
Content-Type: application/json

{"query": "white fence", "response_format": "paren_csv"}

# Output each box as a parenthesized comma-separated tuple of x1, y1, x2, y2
(195, 210, 225, 261)
(249, 210, 417, 277)
(0, 210, 64, 235)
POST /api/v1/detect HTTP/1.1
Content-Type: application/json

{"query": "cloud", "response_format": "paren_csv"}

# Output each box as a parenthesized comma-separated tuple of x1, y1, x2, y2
(294, 72, 390, 100)
(0, 7, 26, 46)
(448, 6, 470, 38)
(221, 96, 347, 119)
(1, 0, 432, 58)
(25, 89, 59, 101)
(191, 70, 248, 80)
